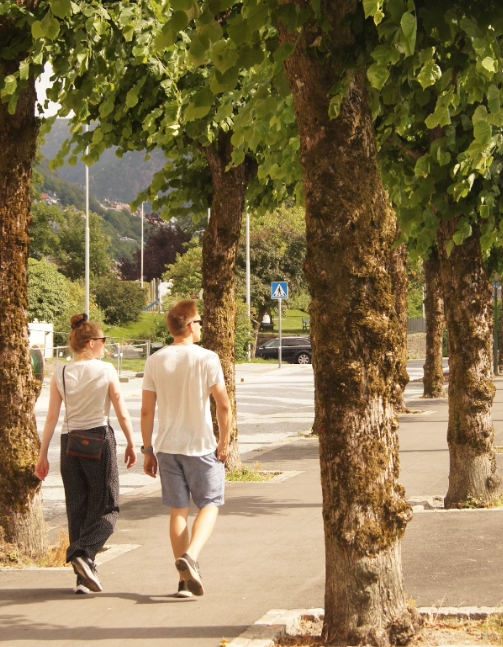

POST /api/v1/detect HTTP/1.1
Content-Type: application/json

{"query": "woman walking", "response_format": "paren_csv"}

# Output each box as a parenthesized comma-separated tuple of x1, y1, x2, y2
(35, 313, 136, 594)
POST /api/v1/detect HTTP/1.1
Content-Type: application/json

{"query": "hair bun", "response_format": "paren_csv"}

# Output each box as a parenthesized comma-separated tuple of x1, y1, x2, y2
(70, 313, 88, 330)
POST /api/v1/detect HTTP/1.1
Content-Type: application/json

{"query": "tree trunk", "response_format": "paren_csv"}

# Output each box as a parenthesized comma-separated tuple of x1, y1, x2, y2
(0, 68, 47, 557)
(389, 224, 409, 413)
(437, 220, 500, 508)
(202, 130, 254, 472)
(499, 279, 503, 373)
(423, 249, 445, 398)
(280, 3, 419, 644)
(250, 304, 269, 359)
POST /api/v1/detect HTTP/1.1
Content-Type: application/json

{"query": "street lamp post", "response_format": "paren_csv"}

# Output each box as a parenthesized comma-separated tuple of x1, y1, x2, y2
(246, 208, 250, 318)
(85, 124, 90, 316)
(140, 202, 144, 289)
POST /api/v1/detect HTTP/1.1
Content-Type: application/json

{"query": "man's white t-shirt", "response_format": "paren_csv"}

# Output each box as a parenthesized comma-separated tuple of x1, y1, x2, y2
(142, 344, 225, 456)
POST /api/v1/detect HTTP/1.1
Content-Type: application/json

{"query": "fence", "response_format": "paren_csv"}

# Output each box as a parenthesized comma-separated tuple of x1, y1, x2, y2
(408, 317, 426, 333)
(44, 338, 151, 380)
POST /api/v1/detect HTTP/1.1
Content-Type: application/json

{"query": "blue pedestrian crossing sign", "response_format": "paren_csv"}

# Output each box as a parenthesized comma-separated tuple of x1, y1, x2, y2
(271, 281, 288, 299)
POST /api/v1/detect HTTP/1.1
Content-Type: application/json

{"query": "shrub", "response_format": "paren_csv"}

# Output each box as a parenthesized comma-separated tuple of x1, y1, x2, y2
(53, 280, 105, 347)
(28, 258, 69, 323)
(95, 277, 147, 325)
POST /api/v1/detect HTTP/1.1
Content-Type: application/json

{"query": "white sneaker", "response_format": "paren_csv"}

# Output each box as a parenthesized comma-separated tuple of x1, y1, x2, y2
(175, 580, 193, 598)
(74, 576, 90, 594)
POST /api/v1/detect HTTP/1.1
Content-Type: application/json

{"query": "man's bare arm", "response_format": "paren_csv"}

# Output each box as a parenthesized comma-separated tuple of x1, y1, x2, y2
(141, 389, 157, 477)
(209, 382, 231, 463)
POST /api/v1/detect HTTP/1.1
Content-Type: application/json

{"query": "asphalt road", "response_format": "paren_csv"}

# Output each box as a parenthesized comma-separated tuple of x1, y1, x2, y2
(35, 359, 447, 520)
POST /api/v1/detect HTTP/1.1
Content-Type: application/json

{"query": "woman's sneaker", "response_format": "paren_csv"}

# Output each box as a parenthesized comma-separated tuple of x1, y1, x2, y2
(74, 576, 90, 595)
(175, 553, 204, 596)
(175, 580, 192, 598)
(72, 556, 103, 593)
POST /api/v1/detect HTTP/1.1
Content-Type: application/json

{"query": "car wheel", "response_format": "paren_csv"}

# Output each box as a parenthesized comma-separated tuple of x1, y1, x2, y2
(297, 352, 311, 365)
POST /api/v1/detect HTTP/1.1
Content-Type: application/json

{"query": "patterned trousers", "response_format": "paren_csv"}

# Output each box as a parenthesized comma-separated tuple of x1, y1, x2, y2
(60, 426, 120, 562)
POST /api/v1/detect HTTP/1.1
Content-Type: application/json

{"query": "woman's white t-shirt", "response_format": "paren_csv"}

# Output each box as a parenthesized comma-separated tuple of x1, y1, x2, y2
(142, 344, 224, 456)
(54, 360, 116, 432)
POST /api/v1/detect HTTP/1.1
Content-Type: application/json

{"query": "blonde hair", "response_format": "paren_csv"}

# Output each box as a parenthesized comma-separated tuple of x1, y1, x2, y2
(69, 313, 102, 353)
(167, 300, 198, 336)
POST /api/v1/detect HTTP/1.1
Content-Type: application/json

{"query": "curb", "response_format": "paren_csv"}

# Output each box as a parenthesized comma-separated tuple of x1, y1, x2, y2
(226, 607, 503, 647)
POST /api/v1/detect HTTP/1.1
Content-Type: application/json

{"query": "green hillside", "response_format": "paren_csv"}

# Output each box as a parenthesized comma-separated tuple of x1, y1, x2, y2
(36, 162, 142, 261)
(41, 119, 166, 204)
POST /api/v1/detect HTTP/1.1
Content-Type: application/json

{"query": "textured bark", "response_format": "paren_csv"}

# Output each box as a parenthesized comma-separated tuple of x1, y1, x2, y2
(499, 284, 503, 374)
(438, 220, 500, 508)
(0, 61, 46, 555)
(202, 130, 254, 472)
(390, 225, 409, 413)
(423, 250, 445, 398)
(280, 3, 418, 644)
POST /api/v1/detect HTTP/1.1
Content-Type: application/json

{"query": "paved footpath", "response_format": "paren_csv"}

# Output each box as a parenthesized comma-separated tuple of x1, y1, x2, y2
(2, 362, 503, 646)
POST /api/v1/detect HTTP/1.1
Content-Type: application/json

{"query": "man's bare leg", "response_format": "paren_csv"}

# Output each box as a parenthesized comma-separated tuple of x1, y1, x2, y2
(187, 505, 219, 560)
(170, 507, 189, 580)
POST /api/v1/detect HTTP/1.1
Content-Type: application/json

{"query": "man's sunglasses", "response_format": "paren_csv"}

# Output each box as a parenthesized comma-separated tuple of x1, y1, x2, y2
(190, 319, 203, 327)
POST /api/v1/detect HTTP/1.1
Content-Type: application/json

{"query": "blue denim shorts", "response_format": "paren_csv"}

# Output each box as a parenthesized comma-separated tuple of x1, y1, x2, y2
(157, 451, 225, 509)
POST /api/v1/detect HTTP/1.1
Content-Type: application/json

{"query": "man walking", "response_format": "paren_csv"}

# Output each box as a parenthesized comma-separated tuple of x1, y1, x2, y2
(141, 300, 230, 598)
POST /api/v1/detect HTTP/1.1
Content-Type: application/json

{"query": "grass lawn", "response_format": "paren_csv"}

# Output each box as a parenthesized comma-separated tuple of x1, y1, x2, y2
(263, 308, 310, 335)
(103, 312, 165, 340)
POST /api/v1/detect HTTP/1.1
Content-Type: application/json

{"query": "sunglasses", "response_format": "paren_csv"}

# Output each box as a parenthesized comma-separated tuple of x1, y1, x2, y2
(90, 337, 107, 342)
(190, 319, 203, 327)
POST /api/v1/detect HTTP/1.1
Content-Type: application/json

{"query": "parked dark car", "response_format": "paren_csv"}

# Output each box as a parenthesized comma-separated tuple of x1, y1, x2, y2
(255, 336, 312, 364)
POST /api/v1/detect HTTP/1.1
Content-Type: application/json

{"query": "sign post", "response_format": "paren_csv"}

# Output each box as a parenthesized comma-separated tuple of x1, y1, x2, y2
(271, 281, 288, 368)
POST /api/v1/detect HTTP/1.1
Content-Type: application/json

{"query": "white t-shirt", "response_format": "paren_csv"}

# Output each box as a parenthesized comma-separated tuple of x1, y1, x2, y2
(55, 360, 115, 432)
(142, 344, 225, 456)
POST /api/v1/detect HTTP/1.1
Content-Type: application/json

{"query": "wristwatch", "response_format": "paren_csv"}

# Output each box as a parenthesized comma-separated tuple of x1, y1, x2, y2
(141, 445, 154, 454)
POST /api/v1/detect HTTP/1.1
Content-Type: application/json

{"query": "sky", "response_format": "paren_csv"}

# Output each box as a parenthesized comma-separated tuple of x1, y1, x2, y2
(35, 63, 60, 117)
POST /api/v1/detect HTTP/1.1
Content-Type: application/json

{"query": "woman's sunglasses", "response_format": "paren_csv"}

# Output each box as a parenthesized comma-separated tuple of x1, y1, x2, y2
(90, 337, 107, 343)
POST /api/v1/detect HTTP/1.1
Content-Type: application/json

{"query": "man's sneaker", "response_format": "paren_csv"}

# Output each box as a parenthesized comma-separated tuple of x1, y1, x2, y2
(175, 580, 193, 598)
(175, 553, 204, 596)
(74, 576, 90, 595)
(72, 556, 103, 593)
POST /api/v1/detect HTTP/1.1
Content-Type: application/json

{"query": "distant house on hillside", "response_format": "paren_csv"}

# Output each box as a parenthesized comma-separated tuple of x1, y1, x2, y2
(111, 202, 131, 212)
(40, 192, 60, 206)
(118, 235, 137, 243)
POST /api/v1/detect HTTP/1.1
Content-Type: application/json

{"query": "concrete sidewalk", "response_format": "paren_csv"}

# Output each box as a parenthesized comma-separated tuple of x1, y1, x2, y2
(2, 378, 503, 646)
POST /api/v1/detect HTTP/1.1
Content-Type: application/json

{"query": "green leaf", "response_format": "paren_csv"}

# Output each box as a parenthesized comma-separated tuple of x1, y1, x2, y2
(329, 95, 343, 119)
(41, 10, 60, 41)
(488, 85, 501, 115)
(185, 86, 214, 121)
(126, 86, 140, 108)
(155, 25, 178, 51)
(215, 102, 233, 121)
(228, 15, 252, 46)
(31, 20, 45, 39)
(363, 0, 380, 19)
(189, 34, 210, 67)
(123, 24, 135, 42)
(211, 40, 239, 74)
(210, 66, 239, 94)
(19, 60, 29, 81)
(400, 12, 416, 57)
(417, 60, 442, 89)
(2, 75, 17, 95)
(170, 10, 190, 32)
(370, 45, 400, 65)
(367, 63, 389, 90)
(474, 121, 491, 147)
(460, 17, 482, 39)
(50, 0, 71, 19)
(170, 0, 194, 10)
(481, 57, 497, 74)
(237, 46, 264, 69)
(472, 104, 488, 125)
(200, 20, 223, 44)
(414, 154, 430, 178)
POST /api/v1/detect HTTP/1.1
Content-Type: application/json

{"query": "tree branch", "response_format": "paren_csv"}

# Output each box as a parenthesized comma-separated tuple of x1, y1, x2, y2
(389, 135, 424, 160)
